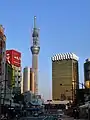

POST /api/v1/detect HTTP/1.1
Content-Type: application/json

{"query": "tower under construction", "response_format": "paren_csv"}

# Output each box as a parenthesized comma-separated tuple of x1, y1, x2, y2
(31, 16, 40, 95)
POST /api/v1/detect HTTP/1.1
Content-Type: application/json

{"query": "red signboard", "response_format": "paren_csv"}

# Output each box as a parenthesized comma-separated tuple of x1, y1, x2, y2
(6, 50, 12, 64)
(6, 50, 21, 67)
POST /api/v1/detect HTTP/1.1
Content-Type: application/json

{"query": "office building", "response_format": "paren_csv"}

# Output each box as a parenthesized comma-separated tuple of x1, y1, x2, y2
(21, 73, 23, 93)
(84, 58, 90, 89)
(23, 67, 30, 93)
(30, 16, 40, 95)
(84, 59, 90, 83)
(23, 67, 35, 93)
(0, 25, 6, 87)
(5, 62, 13, 87)
(51, 53, 79, 101)
(0, 25, 7, 105)
(6, 49, 21, 94)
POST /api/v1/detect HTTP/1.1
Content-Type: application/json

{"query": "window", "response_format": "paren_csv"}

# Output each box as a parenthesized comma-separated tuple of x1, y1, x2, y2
(86, 71, 90, 80)
(18, 76, 21, 78)
(60, 83, 62, 86)
(66, 90, 68, 92)
(61, 94, 66, 100)
(18, 81, 20, 84)
(67, 96, 71, 100)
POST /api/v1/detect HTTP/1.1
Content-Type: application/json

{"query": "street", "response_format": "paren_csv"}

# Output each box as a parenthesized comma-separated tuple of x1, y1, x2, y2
(19, 115, 87, 120)
(19, 115, 74, 120)
(16, 109, 87, 120)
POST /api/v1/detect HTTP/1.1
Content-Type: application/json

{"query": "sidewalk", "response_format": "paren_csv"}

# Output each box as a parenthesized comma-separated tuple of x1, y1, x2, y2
(80, 119, 88, 120)
(74, 119, 88, 120)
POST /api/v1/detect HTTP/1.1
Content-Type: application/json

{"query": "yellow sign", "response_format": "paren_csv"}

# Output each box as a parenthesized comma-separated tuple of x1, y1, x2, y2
(85, 81, 90, 88)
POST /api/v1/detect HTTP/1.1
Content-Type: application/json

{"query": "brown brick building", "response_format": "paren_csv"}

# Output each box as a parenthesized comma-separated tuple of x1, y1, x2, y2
(52, 53, 79, 101)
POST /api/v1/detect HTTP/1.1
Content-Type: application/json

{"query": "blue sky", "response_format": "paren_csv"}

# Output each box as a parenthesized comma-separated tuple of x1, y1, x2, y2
(0, 0, 90, 100)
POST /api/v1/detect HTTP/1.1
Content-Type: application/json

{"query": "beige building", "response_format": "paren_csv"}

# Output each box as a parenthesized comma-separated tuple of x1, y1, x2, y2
(30, 68, 35, 93)
(51, 53, 79, 101)
(23, 67, 35, 93)
(21, 73, 23, 93)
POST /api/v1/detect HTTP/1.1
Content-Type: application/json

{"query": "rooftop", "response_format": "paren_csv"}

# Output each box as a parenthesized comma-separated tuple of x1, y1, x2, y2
(51, 53, 79, 61)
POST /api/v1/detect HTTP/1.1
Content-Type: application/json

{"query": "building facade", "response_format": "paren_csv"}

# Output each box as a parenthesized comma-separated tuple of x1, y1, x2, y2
(51, 53, 79, 101)
(84, 59, 90, 82)
(5, 62, 13, 87)
(0, 25, 6, 104)
(23, 67, 35, 93)
(6, 49, 21, 94)
(23, 67, 30, 93)
(21, 73, 23, 93)
(30, 68, 35, 93)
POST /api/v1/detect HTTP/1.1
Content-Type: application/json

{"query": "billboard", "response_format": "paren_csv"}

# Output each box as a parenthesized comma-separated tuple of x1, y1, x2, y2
(6, 50, 21, 67)
(6, 50, 12, 64)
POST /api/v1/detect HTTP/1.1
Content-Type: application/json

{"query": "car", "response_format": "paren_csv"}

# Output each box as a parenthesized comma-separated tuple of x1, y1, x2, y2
(58, 118, 63, 120)
(33, 113, 39, 117)
(57, 109, 64, 117)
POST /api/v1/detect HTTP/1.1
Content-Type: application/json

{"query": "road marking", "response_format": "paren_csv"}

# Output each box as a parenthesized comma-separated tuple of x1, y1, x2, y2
(43, 116, 48, 120)
(19, 116, 45, 119)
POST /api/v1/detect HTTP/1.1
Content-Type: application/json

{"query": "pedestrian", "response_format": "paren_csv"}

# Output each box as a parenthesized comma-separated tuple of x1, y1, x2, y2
(76, 109, 79, 119)
(16, 114, 19, 120)
(73, 108, 77, 119)
(6, 113, 8, 119)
